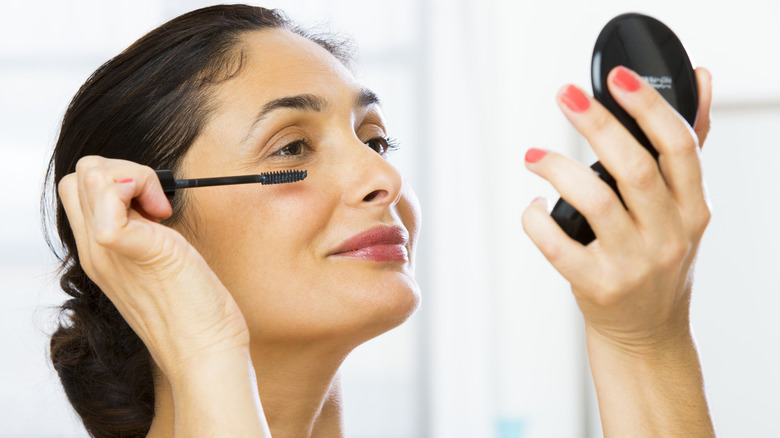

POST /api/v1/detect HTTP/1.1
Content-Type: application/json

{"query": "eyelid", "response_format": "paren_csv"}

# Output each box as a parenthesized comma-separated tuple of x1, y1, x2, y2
(269, 137, 311, 158)
(256, 124, 311, 158)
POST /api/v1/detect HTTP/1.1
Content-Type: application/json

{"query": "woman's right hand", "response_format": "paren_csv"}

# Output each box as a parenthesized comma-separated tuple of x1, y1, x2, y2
(58, 156, 250, 379)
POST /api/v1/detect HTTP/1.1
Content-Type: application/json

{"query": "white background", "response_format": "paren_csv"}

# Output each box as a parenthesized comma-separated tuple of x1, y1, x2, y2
(1, 0, 778, 437)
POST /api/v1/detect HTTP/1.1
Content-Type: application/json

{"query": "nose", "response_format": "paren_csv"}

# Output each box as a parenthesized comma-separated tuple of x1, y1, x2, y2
(342, 142, 403, 209)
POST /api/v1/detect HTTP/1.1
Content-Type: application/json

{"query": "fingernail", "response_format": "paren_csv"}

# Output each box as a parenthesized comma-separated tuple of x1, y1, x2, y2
(525, 148, 547, 163)
(612, 66, 641, 92)
(531, 196, 548, 210)
(560, 85, 590, 113)
(117, 178, 134, 184)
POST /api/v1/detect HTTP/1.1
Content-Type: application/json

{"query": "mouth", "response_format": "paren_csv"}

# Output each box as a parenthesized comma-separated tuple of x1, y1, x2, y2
(329, 225, 409, 262)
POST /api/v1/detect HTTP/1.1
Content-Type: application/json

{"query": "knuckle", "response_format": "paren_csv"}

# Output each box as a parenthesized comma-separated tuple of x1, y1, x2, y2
(82, 166, 107, 188)
(93, 226, 120, 247)
(640, 87, 666, 115)
(657, 239, 689, 270)
(667, 128, 698, 157)
(689, 203, 712, 234)
(57, 174, 76, 197)
(543, 238, 565, 264)
(583, 186, 614, 219)
(626, 156, 658, 189)
(75, 155, 103, 173)
(92, 227, 119, 249)
(589, 109, 614, 137)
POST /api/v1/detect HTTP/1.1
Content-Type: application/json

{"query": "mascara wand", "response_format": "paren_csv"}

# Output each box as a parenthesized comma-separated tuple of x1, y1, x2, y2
(155, 169, 307, 200)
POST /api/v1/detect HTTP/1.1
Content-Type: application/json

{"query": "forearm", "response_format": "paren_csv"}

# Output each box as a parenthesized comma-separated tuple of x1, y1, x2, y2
(586, 324, 714, 437)
(167, 348, 271, 437)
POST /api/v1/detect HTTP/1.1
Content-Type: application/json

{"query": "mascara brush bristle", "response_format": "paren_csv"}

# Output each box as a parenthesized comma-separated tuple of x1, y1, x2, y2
(262, 169, 308, 185)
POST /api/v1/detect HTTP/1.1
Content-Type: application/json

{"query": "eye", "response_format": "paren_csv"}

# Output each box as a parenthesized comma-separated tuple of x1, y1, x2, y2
(274, 139, 307, 157)
(365, 136, 400, 156)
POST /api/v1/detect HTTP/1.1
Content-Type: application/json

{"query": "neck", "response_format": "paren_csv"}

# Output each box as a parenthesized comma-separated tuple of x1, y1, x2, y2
(251, 341, 347, 437)
(149, 341, 348, 438)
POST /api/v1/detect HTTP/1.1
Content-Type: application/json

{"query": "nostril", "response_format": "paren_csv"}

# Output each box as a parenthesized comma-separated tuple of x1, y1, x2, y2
(363, 190, 384, 202)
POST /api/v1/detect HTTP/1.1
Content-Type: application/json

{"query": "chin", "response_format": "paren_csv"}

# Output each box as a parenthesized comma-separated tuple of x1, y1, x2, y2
(246, 271, 420, 348)
(321, 269, 421, 348)
(355, 272, 421, 342)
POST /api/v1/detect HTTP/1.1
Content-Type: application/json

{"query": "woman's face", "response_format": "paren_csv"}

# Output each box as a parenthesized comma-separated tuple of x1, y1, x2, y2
(177, 29, 421, 346)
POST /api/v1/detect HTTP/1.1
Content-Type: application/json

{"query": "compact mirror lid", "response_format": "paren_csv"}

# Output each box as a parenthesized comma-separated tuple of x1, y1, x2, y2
(592, 13, 698, 136)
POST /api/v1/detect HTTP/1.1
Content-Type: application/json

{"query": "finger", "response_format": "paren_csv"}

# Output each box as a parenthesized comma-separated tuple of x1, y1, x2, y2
(76, 157, 172, 225)
(58, 173, 90, 254)
(606, 66, 706, 212)
(91, 177, 180, 264)
(693, 67, 713, 148)
(524, 148, 635, 249)
(74, 155, 107, 226)
(118, 168, 173, 222)
(522, 197, 597, 284)
(556, 84, 675, 234)
(92, 178, 141, 245)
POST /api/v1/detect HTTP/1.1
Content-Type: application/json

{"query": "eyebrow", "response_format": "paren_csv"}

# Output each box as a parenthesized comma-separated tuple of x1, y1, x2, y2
(248, 88, 381, 128)
(254, 94, 327, 123)
(355, 88, 381, 108)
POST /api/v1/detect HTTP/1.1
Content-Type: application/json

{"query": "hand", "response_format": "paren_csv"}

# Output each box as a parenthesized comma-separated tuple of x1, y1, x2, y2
(522, 66, 713, 351)
(58, 156, 250, 379)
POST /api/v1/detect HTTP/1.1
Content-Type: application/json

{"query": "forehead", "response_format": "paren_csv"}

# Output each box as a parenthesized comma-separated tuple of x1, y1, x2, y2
(219, 29, 359, 105)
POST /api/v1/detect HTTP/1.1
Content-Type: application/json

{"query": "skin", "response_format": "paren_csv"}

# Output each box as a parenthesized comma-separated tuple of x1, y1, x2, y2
(60, 29, 421, 438)
(170, 29, 421, 436)
(57, 28, 715, 438)
(522, 66, 714, 436)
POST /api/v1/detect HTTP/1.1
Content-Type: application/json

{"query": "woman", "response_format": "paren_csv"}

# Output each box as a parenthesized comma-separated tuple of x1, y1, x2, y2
(44, 4, 714, 437)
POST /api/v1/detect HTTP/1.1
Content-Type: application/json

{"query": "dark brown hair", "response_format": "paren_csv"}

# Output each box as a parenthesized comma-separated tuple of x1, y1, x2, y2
(42, 5, 352, 437)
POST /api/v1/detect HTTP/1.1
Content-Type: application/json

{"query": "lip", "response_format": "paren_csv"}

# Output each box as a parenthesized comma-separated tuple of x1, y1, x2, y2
(329, 225, 409, 262)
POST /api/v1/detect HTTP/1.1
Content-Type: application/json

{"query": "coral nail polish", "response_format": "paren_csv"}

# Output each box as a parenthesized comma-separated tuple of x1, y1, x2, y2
(612, 66, 641, 92)
(560, 85, 590, 113)
(525, 148, 547, 163)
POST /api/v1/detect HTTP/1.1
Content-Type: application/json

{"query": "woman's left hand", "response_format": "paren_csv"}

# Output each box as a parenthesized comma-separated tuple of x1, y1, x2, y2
(521, 65, 715, 436)
(522, 66, 712, 349)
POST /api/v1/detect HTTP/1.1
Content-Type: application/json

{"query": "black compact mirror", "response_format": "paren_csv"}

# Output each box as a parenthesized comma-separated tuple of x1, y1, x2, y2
(550, 13, 699, 245)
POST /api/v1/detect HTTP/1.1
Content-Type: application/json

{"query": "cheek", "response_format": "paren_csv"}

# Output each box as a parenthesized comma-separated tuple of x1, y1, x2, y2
(188, 182, 332, 295)
(183, 179, 420, 344)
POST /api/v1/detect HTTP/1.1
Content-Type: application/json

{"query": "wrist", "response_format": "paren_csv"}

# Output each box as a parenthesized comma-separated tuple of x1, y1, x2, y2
(160, 347, 271, 437)
(582, 302, 694, 360)
(585, 323, 702, 390)
(585, 322, 714, 438)
(140, 283, 251, 379)
(160, 342, 252, 386)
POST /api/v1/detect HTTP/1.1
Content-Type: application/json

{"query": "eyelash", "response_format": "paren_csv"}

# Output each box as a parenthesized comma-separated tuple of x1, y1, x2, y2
(366, 136, 401, 156)
(272, 136, 401, 158)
